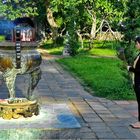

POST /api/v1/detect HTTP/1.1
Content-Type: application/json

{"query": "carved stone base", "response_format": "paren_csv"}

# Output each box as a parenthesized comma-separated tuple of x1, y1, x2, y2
(0, 98, 39, 120)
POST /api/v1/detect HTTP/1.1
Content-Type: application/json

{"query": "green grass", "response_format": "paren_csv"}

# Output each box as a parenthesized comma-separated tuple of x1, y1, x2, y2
(57, 56, 135, 100)
(41, 39, 63, 55)
(42, 39, 118, 56)
(78, 40, 118, 56)
(0, 36, 5, 42)
(88, 48, 116, 56)
(43, 39, 135, 100)
(45, 46, 63, 55)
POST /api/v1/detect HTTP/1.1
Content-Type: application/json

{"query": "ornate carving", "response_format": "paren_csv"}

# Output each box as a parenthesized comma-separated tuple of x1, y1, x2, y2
(0, 50, 42, 100)
(0, 98, 39, 120)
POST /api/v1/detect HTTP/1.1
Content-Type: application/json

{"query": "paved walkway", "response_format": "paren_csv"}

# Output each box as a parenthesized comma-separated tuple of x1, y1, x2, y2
(0, 54, 140, 140)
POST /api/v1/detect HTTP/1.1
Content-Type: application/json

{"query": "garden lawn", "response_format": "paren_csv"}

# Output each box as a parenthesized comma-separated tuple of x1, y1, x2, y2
(57, 56, 135, 100)
(0, 36, 5, 42)
(45, 46, 63, 55)
(41, 39, 63, 55)
(79, 40, 117, 56)
(43, 40, 117, 56)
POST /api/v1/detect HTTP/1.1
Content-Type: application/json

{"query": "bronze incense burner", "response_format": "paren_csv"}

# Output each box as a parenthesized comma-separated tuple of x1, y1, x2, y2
(0, 17, 42, 119)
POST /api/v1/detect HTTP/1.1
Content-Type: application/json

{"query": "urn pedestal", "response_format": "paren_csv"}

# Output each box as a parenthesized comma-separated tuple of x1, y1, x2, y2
(0, 98, 39, 120)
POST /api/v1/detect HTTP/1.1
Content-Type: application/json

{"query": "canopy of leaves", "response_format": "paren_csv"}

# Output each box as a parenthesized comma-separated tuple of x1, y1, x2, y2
(122, 0, 140, 42)
(50, 0, 125, 34)
(1, 0, 39, 19)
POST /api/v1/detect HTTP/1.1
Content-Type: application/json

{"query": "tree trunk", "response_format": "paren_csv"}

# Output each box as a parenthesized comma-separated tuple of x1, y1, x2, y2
(90, 16, 96, 39)
(89, 16, 96, 49)
(36, 21, 47, 40)
(46, 1, 58, 41)
(77, 31, 84, 48)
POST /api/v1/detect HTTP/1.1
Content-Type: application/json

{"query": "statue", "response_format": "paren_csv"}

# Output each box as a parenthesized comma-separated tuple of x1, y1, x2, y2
(63, 31, 71, 56)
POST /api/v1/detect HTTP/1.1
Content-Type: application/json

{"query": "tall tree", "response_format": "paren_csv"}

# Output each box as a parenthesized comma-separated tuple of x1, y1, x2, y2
(48, 0, 125, 52)
(84, 0, 125, 39)
(45, 0, 58, 41)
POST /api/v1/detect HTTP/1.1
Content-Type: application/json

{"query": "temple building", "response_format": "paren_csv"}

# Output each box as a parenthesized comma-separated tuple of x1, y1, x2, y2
(0, 17, 36, 42)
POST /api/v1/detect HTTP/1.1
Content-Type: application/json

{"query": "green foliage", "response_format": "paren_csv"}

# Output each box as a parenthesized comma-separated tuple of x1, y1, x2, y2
(49, 0, 126, 45)
(35, 0, 47, 25)
(55, 36, 64, 45)
(0, 1, 7, 14)
(67, 22, 80, 56)
(83, 0, 125, 31)
(57, 56, 135, 100)
(95, 0, 124, 23)
(122, 0, 140, 43)
(120, 0, 140, 64)
(124, 42, 137, 65)
(1, 0, 40, 19)
(50, 0, 81, 55)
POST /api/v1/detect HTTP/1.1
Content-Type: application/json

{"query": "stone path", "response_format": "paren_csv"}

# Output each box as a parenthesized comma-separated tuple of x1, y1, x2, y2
(0, 54, 140, 140)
